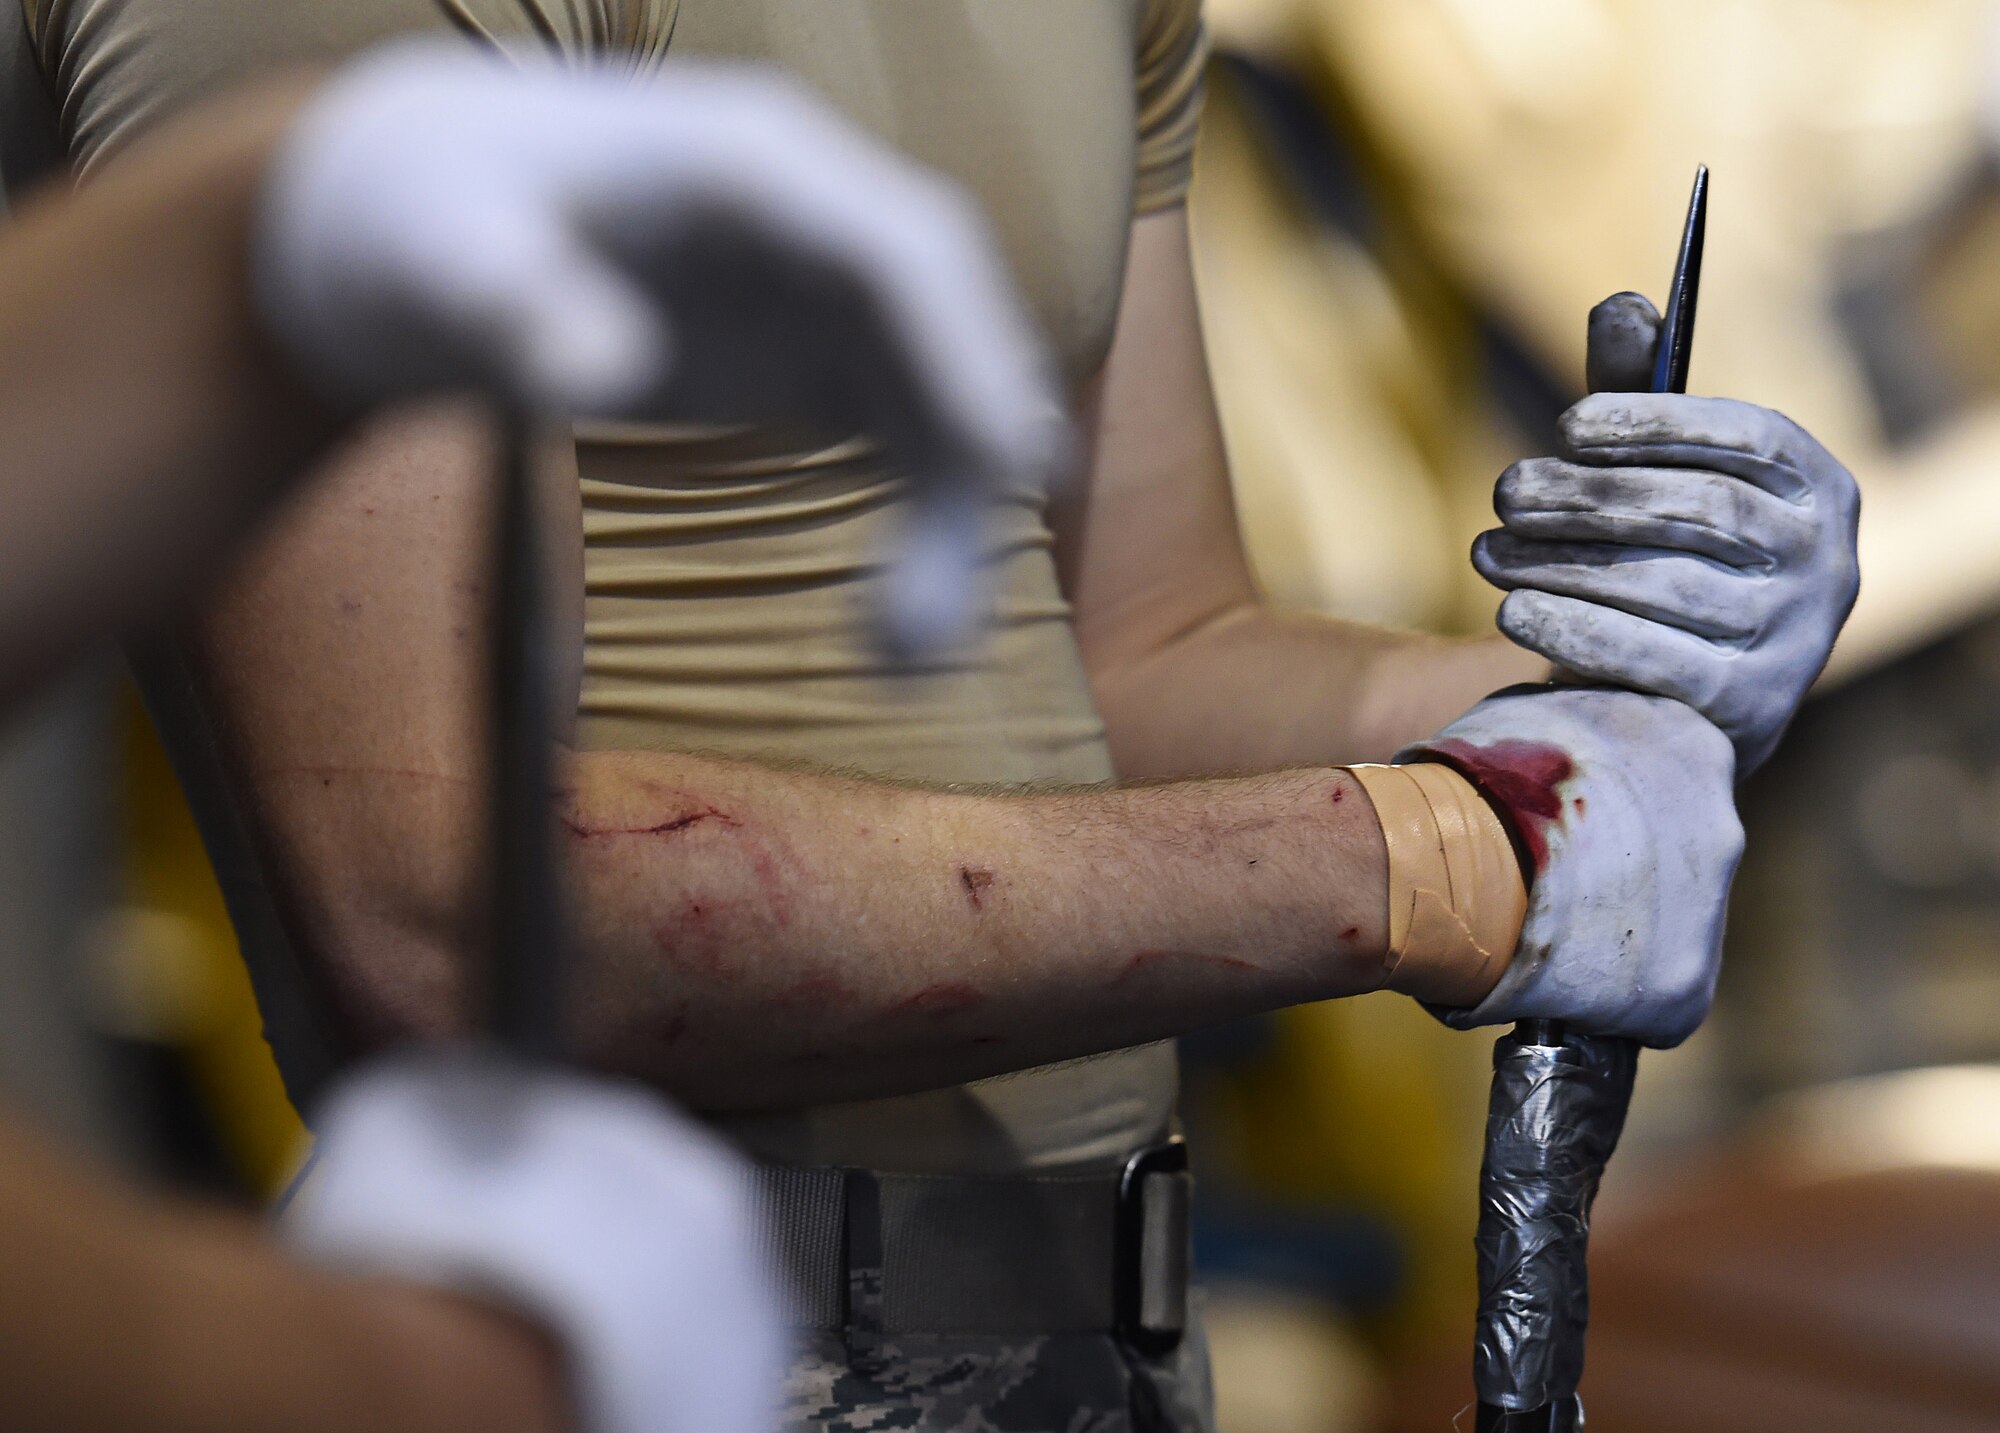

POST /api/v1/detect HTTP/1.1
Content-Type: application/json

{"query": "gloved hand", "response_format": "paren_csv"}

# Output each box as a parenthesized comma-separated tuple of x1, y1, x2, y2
(1472, 292, 1861, 775)
(254, 40, 1066, 657)
(284, 1049, 785, 1433)
(1401, 685, 1742, 1048)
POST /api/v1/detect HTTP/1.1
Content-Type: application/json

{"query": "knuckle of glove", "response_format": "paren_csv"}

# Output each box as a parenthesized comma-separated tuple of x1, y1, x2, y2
(1831, 460, 1862, 521)
(1661, 943, 1725, 1045)
(1471, 529, 1527, 586)
(1495, 588, 1588, 659)
(1647, 1005, 1706, 1050)
(1494, 456, 1573, 517)
(1647, 981, 1709, 1047)
(1492, 459, 1532, 519)
(1721, 803, 1747, 867)
(1727, 401, 1841, 494)
(1491, 588, 1549, 645)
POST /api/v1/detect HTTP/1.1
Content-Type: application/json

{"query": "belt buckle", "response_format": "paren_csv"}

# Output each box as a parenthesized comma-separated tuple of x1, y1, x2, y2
(1115, 1136, 1191, 1357)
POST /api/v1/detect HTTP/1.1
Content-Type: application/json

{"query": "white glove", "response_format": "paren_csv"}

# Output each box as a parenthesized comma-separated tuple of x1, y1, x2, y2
(284, 1049, 785, 1433)
(254, 40, 1067, 657)
(1473, 292, 1861, 776)
(1401, 686, 1743, 1048)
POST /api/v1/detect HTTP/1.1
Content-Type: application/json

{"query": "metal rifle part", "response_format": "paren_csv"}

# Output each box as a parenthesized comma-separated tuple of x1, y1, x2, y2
(1471, 165, 1709, 1431)
(1650, 164, 1708, 396)
(487, 404, 569, 1062)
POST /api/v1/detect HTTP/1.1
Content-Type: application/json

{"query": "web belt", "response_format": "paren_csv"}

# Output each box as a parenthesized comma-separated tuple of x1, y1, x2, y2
(747, 1138, 1191, 1353)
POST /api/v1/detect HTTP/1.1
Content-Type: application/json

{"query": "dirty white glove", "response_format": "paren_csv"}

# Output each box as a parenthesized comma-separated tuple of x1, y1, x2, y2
(284, 1049, 785, 1433)
(1401, 686, 1742, 1048)
(254, 40, 1066, 657)
(1473, 292, 1861, 776)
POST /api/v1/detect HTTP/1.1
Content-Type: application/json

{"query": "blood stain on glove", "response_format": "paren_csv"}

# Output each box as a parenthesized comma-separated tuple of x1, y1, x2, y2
(1426, 739, 1575, 873)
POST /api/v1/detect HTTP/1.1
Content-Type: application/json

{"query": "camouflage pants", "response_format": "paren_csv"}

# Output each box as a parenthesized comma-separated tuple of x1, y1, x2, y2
(780, 1319, 1215, 1433)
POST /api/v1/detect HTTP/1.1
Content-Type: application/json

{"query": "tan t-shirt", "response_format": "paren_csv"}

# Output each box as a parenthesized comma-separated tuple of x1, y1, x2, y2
(28, 0, 1209, 1174)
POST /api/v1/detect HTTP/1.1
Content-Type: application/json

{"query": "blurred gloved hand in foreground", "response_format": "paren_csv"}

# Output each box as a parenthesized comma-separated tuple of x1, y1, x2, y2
(255, 40, 1067, 658)
(286, 1050, 784, 1433)
(1404, 686, 1742, 1048)
(1474, 292, 1861, 776)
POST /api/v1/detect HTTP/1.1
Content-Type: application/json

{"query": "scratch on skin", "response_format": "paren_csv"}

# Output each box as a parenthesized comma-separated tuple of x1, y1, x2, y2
(562, 806, 741, 840)
(584, 792, 799, 930)
(1114, 949, 1259, 982)
(744, 846, 796, 928)
(659, 1003, 692, 1046)
(884, 981, 985, 1018)
(1425, 738, 1575, 873)
(649, 896, 733, 977)
(958, 865, 996, 911)
(1339, 927, 1360, 943)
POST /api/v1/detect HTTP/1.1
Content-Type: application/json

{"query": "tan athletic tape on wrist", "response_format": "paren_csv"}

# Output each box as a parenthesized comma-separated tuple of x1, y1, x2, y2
(1342, 763, 1527, 1007)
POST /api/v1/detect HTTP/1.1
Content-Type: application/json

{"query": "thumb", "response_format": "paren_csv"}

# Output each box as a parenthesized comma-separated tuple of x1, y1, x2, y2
(872, 488, 986, 664)
(501, 231, 673, 416)
(1585, 291, 1661, 394)
(419, 199, 672, 416)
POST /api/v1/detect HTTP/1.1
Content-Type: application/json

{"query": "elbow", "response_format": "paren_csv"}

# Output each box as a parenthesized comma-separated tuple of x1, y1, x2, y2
(219, 768, 491, 1061)
(275, 856, 474, 1056)
(1083, 598, 1262, 776)
(305, 905, 470, 1054)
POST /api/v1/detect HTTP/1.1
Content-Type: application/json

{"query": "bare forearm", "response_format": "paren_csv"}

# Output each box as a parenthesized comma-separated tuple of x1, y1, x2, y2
(563, 750, 1388, 1106)
(1090, 602, 1550, 776)
(0, 1113, 568, 1433)
(0, 79, 337, 707)
(278, 746, 1390, 1109)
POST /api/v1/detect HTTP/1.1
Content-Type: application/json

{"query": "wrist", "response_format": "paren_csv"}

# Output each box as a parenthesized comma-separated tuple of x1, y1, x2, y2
(1340, 761, 1525, 1006)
